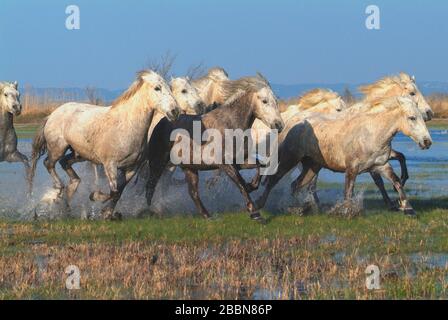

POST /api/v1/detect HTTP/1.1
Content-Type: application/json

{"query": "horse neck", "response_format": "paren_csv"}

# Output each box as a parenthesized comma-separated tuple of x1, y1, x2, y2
(208, 94, 256, 130)
(109, 88, 155, 136)
(0, 109, 13, 131)
(309, 102, 332, 113)
(357, 107, 401, 147)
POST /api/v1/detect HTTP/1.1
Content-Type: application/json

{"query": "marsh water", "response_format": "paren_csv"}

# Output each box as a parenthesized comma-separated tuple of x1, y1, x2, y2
(0, 128, 447, 219)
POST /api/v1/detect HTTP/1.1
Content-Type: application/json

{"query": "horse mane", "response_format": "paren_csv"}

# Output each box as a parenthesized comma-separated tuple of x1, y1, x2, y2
(111, 70, 153, 108)
(358, 95, 411, 113)
(207, 67, 229, 79)
(297, 89, 339, 110)
(192, 67, 229, 85)
(221, 74, 271, 103)
(358, 72, 414, 97)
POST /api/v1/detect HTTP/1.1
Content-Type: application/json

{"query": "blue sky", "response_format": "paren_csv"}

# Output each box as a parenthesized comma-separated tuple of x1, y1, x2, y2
(1, 0, 447, 89)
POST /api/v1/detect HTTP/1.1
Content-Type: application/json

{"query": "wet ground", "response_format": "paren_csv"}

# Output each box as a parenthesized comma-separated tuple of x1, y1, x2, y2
(0, 129, 446, 219)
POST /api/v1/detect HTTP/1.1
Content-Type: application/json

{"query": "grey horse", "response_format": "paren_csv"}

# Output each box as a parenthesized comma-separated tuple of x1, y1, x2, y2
(0, 81, 31, 191)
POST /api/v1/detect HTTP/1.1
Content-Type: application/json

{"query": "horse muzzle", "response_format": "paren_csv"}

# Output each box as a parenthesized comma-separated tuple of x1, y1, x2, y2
(166, 108, 180, 122)
(195, 102, 207, 115)
(271, 120, 284, 133)
(12, 104, 22, 116)
(425, 110, 434, 121)
(419, 138, 432, 150)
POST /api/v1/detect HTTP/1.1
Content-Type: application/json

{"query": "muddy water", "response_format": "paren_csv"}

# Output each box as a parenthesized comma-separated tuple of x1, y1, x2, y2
(0, 129, 446, 219)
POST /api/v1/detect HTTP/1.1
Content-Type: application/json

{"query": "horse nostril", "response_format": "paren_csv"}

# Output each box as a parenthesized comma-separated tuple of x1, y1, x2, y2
(426, 111, 433, 120)
(275, 121, 284, 132)
(168, 108, 179, 121)
(424, 138, 432, 148)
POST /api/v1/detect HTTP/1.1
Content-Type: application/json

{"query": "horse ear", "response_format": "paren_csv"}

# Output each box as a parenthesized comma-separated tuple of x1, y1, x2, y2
(411, 75, 416, 82)
(186, 76, 190, 81)
(13, 81, 18, 89)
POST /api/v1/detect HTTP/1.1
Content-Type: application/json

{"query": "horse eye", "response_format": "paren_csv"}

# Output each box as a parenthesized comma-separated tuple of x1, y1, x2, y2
(262, 99, 268, 104)
(410, 92, 416, 96)
(4, 93, 7, 97)
(409, 116, 417, 121)
(181, 89, 188, 94)
(155, 86, 161, 92)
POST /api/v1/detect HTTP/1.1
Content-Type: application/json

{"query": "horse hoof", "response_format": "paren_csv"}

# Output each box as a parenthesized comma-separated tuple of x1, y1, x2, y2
(402, 207, 416, 216)
(112, 212, 123, 221)
(101, 208, 121, 221)
(250, 212, 266, 224)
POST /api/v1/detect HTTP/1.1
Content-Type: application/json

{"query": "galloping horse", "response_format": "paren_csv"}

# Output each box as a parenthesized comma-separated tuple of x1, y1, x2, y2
(341, 73, 434, 210)
(286, 74, 434, 212)
(144, 74, 284, 222)
(257, 96, 432, 215)
(0, 81, 31, 191)
(30, 70, 181, 220)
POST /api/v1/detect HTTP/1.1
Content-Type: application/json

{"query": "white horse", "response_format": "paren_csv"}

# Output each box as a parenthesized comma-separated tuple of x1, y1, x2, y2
(257, 96, 432, 215)
(30, 70, 181, 220)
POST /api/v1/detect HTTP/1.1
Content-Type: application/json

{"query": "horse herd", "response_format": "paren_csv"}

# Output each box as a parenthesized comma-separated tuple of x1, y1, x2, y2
(0, 68, 434, 223)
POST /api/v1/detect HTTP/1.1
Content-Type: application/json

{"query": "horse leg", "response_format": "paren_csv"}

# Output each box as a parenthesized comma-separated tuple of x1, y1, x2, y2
(344, 168, 358, 200)
(98, 162, 134, 220)
(256, 158, 299, 210)
(247, 166, 262, 192)
(5, 150, 31, 193)
(43, 147, 67, 198)
(370, 171, 397, 211)
(300, 175, 320, 213)
(145, 158, 169, 209)
(376, 163, 415, 215)
(390, 150, 408, 186)
(183, 168, 211, 219)
(289, 162, 321, 215)
(59, 152, 85, 202)
(220, 164, 265, 222)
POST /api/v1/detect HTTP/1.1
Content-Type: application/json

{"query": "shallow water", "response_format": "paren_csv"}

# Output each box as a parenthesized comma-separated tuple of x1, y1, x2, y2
(0, 129, 446, 219)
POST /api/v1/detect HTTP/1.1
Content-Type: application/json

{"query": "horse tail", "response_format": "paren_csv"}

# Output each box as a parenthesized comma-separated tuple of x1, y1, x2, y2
(29, 117, 48, 191)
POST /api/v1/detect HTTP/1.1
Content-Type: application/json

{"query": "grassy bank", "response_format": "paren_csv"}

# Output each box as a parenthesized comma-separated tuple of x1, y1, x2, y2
(1, 201, 447, 299)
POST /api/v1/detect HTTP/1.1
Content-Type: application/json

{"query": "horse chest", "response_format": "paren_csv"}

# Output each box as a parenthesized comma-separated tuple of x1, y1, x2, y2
(0, 126, 18, 160)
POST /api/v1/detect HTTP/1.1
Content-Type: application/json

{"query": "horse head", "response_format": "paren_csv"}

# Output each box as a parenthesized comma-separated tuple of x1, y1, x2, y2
(0, 81, 21, 116)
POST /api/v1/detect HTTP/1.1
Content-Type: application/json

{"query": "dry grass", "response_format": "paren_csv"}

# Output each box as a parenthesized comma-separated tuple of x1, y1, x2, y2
(15, 86, 90, 124)
(14, 91, 448, 124)
(427, 94, 448, 118)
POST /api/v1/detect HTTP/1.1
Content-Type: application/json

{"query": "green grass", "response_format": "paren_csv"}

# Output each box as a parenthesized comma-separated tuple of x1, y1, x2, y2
(2, 205, 447, 250)
(428, 119, 448, 129)
(14, 123, 40, 139)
